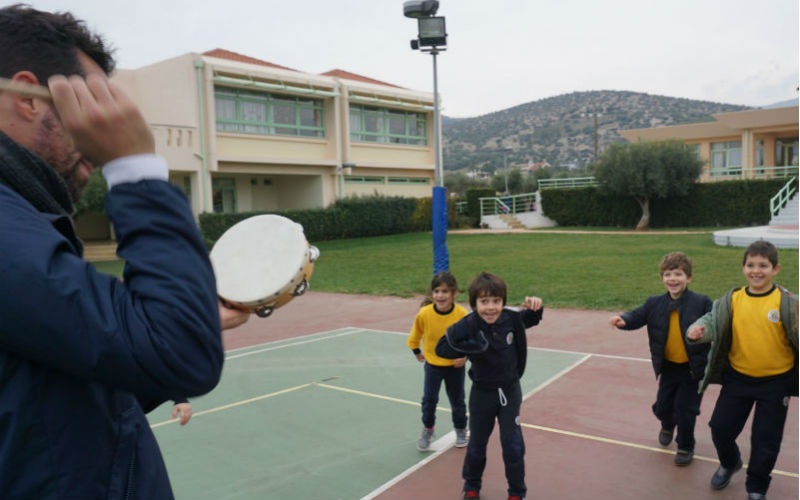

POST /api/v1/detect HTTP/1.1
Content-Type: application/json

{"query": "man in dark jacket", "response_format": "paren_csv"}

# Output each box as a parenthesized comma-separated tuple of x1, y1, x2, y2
(608, 252, 712, 466)
(0, 5, 248, 498)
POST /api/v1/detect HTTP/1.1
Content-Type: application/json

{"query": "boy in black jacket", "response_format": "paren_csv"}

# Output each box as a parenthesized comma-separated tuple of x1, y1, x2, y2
(436, 272, 543, 500)
(608, 252, 712, 466)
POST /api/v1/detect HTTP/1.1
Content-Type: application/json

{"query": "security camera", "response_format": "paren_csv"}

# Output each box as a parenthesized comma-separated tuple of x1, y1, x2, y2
(403, 0, 439, 18)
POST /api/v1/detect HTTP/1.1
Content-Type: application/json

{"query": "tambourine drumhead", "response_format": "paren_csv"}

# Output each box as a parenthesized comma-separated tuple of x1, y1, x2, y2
(210, 214, 310, 307)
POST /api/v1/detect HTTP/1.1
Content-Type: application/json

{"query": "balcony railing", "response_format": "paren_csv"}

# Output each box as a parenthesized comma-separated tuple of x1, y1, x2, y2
(537, 176, 598, 189)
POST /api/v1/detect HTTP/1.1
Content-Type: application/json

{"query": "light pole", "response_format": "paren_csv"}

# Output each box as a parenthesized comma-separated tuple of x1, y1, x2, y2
(404, 0, 449, 274)
(582, 105, 602, 170)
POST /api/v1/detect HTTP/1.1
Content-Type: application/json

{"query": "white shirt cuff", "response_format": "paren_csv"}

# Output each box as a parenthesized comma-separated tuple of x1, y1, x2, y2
(102, 154, 169, 189)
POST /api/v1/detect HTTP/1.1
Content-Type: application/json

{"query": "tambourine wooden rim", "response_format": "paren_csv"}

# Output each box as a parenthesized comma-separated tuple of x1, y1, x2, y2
(209, 214, 319, 317)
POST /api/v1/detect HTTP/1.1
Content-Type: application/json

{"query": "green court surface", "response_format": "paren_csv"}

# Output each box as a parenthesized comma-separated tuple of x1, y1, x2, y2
(147, 328, 585, 500)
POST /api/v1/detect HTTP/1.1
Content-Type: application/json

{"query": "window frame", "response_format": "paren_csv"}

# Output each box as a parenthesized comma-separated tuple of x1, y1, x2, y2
(349, 104, 427, 145)
(214, 86, 325, 138)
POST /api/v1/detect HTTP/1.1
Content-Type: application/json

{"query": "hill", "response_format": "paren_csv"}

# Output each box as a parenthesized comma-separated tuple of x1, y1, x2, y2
(442, 90, 749, 172)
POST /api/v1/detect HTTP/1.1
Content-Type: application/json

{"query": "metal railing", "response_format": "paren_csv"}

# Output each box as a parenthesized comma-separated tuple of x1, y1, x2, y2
(770, 176, 797, 218)
(537, 176, 598, 189)
(479, 192, 537, 217)
(708, 165, 799, 180)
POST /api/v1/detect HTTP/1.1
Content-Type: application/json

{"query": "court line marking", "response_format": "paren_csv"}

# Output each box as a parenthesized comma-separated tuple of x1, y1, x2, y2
(361, 352, 592, 500)
(225, 329, 362, 360)
(363, 327, 653, 363)
(224, 327, 359, 355)
(150, 382, 312, 428)
(161, 328, 798, 484)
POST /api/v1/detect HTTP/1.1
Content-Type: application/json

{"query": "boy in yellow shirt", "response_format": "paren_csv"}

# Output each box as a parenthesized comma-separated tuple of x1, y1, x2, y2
(608, 252, 712, 466)
(408, 271, 469, 451)
(688, 241, 798, 500)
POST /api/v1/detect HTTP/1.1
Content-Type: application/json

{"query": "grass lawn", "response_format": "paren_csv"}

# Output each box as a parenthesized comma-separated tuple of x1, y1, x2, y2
(90, 231, 798, 311)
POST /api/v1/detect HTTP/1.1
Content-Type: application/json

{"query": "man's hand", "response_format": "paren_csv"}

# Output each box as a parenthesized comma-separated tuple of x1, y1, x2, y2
(452, 356, 467, 368)
(608, 316, 626, 329)
(172, 402, 193, 426)
(48, 73, 154, 166)
(686, 325, 705, 341)
(219, 301, 251, 330)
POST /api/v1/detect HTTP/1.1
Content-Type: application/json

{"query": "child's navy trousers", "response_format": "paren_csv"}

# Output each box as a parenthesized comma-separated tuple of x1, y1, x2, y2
(652, 361, 703, 451)
(463, 381, 525, 497)
(709, 368, 794, 495)
(422, 362, 467, 429)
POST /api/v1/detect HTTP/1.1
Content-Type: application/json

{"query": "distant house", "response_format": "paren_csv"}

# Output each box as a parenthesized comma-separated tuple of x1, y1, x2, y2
(524, 160, 550, 173)
(619, 106, 798, 182)
(110, 48, 437, 219)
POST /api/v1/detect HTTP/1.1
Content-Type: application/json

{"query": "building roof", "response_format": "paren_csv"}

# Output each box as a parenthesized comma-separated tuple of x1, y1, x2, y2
(619, 105, 799, 142)
(320, 69, 403, 89)
(202, 49, 299, 72)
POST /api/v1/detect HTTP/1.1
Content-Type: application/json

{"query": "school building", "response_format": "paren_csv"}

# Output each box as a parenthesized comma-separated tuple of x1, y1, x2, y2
(619, 105, 799, 182)
(105, 48, 436, 224)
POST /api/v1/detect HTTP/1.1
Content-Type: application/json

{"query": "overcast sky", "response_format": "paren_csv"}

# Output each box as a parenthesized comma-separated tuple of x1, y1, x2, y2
(18, 0, 800, 118)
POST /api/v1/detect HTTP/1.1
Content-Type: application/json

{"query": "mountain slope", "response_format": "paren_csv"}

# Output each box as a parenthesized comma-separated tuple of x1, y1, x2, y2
(442, 90, 749, 171)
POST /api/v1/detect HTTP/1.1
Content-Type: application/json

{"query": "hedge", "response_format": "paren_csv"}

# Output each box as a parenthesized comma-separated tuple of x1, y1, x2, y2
(201, 195, 427, 248)
(540, 178, 797, 228)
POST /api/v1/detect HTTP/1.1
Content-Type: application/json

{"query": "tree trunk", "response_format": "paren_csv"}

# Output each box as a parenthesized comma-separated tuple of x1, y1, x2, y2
(635, 196, 650, 230)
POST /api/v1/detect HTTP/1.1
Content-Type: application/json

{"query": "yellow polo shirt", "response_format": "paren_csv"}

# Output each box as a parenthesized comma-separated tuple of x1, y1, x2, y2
(407, 303, 468, 367)
(729, 287, 794, 377)
(664, 309, 689, 363)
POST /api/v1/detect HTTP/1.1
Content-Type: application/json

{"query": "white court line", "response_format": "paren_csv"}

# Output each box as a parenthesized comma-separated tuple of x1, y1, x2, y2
(367, 327, 652, 363)
(225, 329, 362, 360)
(225, 327, 359, 355)
(360, 352, 592, 500)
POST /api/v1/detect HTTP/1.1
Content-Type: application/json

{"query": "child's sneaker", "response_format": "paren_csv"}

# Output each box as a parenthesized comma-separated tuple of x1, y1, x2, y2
(463, 490, 480, 499)
(507, 496, 524, 500)
(416, 427, 434, 451)
(455, 428, 469, 447)
(658, 427, 673, 446)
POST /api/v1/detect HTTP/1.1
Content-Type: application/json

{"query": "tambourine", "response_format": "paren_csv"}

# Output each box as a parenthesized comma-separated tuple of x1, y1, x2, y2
(209, 214, 319, 318)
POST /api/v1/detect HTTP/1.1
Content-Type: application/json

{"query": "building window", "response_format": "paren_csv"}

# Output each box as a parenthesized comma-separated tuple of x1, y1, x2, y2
(349, 104, 427, 145)
(344, 175, 385, 184)
(214, 87, 324, 138)
(387, 176, 431, 185)
(710, 141, 742, 176)
(776, 138, 799, 166)
(212, 177, 237, 213)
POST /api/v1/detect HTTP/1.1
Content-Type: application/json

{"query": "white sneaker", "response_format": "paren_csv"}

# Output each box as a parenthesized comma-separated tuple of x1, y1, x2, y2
(455, 428, 469, 447)
(417, 427, 434, 451)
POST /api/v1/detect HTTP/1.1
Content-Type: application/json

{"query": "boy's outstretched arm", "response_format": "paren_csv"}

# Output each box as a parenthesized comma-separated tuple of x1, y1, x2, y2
(608, 315, 626, 329)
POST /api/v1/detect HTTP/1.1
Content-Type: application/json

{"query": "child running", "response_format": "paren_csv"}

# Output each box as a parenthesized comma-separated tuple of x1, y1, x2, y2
(608, 251, 712, 465)
(687, 241, 798, 500)
(436, 271, 543, 500)
(407, 271, 470, 451)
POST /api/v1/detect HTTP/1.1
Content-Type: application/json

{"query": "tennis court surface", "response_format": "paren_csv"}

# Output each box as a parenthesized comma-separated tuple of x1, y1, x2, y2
(147, 292, 798, 500)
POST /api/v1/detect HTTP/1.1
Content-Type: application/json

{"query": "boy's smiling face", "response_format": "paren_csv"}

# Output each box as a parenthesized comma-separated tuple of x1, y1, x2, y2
(475, 294, 504, 324)
(743, 253, 780, 294)
(661, 268, 691, 299)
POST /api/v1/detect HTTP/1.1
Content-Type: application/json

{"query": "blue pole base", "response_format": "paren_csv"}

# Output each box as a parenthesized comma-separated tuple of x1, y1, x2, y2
(432, 186, 449, 274)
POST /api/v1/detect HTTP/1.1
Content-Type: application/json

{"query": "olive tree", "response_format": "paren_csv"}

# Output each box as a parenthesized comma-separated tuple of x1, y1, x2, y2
(595, 140, 703, 230)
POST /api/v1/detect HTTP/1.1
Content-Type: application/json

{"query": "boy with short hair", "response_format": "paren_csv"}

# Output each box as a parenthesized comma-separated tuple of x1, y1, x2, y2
(435, 271, 543, 500)
(687, 240, 798, 500)
(608, 251, 712, 466)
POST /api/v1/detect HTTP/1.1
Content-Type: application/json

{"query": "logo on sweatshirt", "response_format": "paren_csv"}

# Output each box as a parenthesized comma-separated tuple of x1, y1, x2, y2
(506, 332, 513, 345)
(767, 310, 780, 323)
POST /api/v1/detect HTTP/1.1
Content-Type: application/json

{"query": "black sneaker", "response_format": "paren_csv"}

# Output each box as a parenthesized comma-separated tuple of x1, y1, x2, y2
(463, 490, 480, 500)
(710, 458, 743, 490)
(674, 449, 693, 466)
(658, 427, 673, 446)
(747, 493, 766, 500)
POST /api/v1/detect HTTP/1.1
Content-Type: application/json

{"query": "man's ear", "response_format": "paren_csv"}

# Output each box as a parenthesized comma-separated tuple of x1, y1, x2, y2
(9, 71, 47, 121)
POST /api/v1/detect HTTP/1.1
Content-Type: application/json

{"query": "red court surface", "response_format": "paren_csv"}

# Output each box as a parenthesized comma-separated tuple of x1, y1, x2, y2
(225, 291, 799, 500)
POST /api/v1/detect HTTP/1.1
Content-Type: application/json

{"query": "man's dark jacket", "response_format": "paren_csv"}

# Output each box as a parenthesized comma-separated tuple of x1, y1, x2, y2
(0, 133, 223, 499)
(620, 289, 712, 379)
